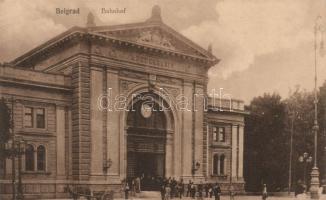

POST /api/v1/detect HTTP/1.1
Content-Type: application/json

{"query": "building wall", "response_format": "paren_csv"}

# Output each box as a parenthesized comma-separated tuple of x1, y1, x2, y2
(0, 66, 71, 199)
(0, 26, 246, 199)
(207, 106, 246, 192)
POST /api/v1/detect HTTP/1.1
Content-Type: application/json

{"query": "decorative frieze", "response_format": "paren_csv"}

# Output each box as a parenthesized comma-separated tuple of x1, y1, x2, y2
(119, 70, 147, 80)
(119, 79, 143, 94)
(136, 29, 175, 50)
(163, 87, 181, 99)
(156, 75, 181, 85)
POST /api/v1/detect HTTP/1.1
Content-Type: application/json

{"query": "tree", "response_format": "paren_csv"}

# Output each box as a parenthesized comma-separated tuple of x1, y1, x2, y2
(244, 82, 326, 192)
(0, 97, 11, 159)
(244, 93, 287, 192)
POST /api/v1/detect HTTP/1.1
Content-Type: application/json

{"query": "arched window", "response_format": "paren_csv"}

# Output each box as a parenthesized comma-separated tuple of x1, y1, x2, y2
(25, 144, 34, 171)
(37, 145, 46, 171)
(219, 154, 225, 175)
(213, 154, 219, 175)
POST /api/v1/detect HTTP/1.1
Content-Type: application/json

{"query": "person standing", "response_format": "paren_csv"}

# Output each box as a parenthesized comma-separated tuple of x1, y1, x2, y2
(217, 183, 221, 200)
(187, 180, 192, 197)
(229, 184, 235, 200)
(209, 183, 213, 198)
(198, 182, 203, 199)
(213, 183, 221, 200)
(179, 178, 184, 198)
(124, 182, 130, 199)
(135, 176, 141, 193)
(160, 183, 166, 200)
(165, 184, 171, 200)
(262, 184, 268, 200)
(204, 183, 209, 198)
(191, 183, 196, 199)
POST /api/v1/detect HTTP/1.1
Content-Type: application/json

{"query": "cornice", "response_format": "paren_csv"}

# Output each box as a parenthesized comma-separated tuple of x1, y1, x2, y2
(12, 25, 219, 68)
(0, 77, 72, 92)
(207, 108, 249, 116)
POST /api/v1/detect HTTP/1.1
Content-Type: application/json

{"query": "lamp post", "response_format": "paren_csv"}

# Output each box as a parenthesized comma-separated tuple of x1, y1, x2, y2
(191, 161, 200, 176)
(309, 16, 323, 199)
(15, 136, 26, 200)
(5, 137, 25, 200)
(298, 152, 313, 188)
(288, 110, 295, 194)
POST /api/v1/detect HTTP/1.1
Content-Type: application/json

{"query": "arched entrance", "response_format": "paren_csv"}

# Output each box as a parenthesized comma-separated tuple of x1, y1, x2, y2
(126, 93, 169, 191)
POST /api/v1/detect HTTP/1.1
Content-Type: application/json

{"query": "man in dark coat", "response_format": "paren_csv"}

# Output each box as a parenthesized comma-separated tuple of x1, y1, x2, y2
(213, 183, 221, 200)
(204, 183, 209, 198)
(187, 180, 192, 197)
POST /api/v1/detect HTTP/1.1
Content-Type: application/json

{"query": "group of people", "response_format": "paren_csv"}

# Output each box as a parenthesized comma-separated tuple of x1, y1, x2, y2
(159, 178, 225, 200)
(123, 176, 235, 200)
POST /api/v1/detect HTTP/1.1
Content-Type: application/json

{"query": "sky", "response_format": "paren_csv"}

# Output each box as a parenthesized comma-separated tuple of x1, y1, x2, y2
(0, 0, 326, 103)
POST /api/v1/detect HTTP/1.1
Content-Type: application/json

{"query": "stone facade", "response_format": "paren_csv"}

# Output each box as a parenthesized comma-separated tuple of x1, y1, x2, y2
(0, 6, 247, 199)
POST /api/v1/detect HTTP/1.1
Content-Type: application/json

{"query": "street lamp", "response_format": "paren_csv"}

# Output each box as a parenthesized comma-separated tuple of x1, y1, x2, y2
(298, 152, 313, 188)
(309, 15, 324, 199)
(5, 136, 26, 200)
(103, 158, 113, 173)
(191, 161, 200, 175)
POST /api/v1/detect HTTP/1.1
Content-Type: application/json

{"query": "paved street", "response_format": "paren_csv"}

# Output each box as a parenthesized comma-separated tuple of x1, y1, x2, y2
(45, 194, 326, 200)
(111, 195, 326, 200)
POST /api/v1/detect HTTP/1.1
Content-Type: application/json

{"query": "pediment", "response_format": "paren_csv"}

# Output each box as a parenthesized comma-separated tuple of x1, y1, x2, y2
(91, 24, 214, 59)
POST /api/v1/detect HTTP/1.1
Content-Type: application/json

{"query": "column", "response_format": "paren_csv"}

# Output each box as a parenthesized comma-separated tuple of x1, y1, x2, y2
(68, 110, 72, 178)
(106, 69, 120, 176)
(194, 85, 204, 178)
(231, 125, 238, 180)
(181, 82, 193, 178)
(173, 112, 182, 178)
(238, 125, 244, 179)
(165, 134, 173, 177)
(56, 106, 66, 178)
(90, 68, 103, 177)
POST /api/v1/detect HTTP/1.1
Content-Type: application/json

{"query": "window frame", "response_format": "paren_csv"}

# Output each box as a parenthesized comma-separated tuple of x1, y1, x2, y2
(213, 127, 218, 142)
(219, 154, 225, 175)
(218, 127, 226, 142)
(211, 153, 227, 176)
(24, 107, 34, 128)
(36, 108, 45, 129)
(212, 125, 226, 143)
(25, 144, 35, 171)
(212, 154, 219, 175)
(36, 145, 46, 171)
(24, 144, 47, 173)
(23, 106, 47, 130)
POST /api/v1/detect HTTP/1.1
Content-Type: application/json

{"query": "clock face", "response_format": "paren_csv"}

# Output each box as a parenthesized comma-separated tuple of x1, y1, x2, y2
(141, 103, 152, 118)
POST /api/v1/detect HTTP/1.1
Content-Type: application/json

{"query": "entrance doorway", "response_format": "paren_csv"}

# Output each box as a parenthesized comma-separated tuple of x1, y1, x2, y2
(126, 97, 167, 191)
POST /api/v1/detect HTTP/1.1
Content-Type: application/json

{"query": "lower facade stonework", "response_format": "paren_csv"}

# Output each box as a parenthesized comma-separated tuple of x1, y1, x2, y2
(0, 182, 244, 200)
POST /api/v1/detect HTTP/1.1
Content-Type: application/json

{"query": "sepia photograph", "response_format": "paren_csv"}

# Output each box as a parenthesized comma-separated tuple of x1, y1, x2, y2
(0, 0, 326, 199)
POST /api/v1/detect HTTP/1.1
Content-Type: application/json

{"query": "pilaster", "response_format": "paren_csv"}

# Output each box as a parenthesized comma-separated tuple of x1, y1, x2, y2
(90, 67, 104, 178)
(231, 124, 238, 180)
(71, 62, 91, 181)
(56, 105, 66, 179)
(238, 124, 244, 180)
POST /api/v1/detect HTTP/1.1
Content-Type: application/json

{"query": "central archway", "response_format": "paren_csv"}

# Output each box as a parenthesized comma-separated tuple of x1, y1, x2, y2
(126, 92, 172, 191)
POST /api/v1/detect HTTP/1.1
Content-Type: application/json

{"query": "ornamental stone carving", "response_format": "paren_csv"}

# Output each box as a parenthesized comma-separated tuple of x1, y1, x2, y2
(164, 87, 181, 99)
(120, 79, 142, 94)
(137, 29, 175, 50)
(157, 75, 181, 85)
(119, 70, 147, 80)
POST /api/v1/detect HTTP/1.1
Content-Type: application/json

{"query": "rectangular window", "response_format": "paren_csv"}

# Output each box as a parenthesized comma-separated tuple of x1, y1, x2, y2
(218, 127, 226, 142)
(24, 107, 33, 128)
(213, 127, 218, 141)
(36, 108, 45, 128)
